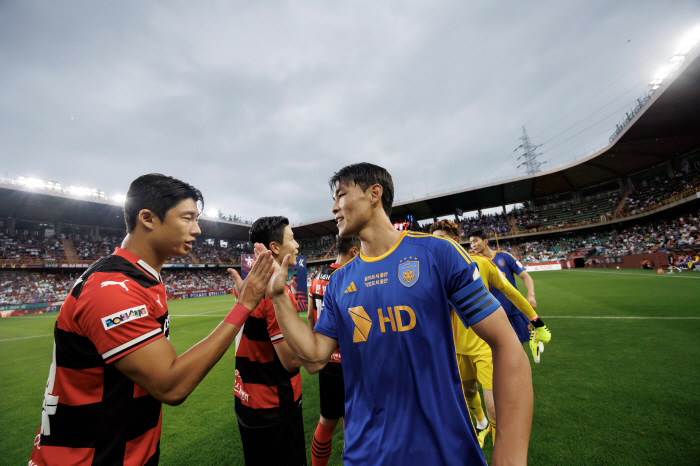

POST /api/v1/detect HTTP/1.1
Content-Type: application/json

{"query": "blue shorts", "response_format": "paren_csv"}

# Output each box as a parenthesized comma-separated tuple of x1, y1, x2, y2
(508, 313, 531, 343)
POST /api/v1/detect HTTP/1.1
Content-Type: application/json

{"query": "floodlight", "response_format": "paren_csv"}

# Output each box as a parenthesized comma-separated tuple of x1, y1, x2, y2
(113, 194, 127, 204)
(675, 25, 700, 55)
(23, 178, 46, 189)
(69, 186, 91, 197)
(205, 208, 219, 218)
(654, 64, 674, 82)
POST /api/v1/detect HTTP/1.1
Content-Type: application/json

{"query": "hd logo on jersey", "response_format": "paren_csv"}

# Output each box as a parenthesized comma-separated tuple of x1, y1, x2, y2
(101, 305, 148, 330)
(348, 305, 417, 342)
(398, 257, 419, 287)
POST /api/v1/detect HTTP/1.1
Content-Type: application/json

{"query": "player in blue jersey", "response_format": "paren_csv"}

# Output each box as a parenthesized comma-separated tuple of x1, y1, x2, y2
(468, 230, 551, 361)
(260, 163, 533, 466)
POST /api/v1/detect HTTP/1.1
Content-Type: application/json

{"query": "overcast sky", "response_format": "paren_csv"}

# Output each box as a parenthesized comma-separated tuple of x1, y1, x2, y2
(2, 1, 699, 223)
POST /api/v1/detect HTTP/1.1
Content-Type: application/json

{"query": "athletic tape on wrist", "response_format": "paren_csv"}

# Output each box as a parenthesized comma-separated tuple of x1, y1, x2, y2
(530, 316, 545, 328)
(224, 303, 253, 328)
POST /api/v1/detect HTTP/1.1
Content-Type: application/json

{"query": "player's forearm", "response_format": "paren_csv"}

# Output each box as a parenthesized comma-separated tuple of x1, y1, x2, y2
(521, 273, 535, 299)
(271, 295, 331, 372)
(160, 322, 240, 405)
(490, 335, 533, 465)
(472, 309, 533, 465)
(117, 320, 242, 406)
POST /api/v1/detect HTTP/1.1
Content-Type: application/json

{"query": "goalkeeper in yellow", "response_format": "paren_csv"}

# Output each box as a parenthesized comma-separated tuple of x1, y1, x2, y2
(430, 220, 551, 448)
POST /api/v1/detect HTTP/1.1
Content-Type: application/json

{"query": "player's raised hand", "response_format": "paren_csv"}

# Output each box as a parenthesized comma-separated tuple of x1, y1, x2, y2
(267, 254, 291, 300)
(228, 250, 274, 310)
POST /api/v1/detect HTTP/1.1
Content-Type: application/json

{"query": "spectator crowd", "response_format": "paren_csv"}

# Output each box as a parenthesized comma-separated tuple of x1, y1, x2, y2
(0, 234, 66, 262)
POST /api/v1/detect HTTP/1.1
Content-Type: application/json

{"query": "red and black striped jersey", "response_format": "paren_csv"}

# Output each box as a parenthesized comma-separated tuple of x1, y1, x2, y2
(310, 263, 342, 376)
(29, 247, 168, 466)
(234, 286, 302, 428)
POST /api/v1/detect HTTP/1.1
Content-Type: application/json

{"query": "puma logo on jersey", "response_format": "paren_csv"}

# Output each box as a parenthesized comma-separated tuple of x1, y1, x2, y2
(156, 295, 163, 307)
(101, 279, 130, 291)
(344, 282, 357, 293)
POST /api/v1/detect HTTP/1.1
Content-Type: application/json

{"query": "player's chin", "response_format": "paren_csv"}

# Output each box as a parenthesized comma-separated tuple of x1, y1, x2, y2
(337, 224, 356, 238)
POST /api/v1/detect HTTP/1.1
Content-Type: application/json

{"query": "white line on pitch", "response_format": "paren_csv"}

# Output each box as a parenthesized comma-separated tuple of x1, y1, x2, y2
(0, 334, 53, 342)
(541, 316, 700, 319)
(2, 314, 688, 342)
(568, 270, 700, 279)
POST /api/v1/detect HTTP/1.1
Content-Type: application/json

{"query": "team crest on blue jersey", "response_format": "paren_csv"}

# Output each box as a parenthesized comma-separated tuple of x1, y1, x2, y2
(498, 258, 506, 267)
(398, 259, 419, 287)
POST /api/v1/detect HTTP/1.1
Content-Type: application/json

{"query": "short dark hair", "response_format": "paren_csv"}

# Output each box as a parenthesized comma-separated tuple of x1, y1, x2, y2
(337, 235, 361, 256)
(329, 163, 394, 217)
(429, 220, 460, 238)
(469, 229, 489, 241)
(249, 216, 289, 250)
(124, 174, 203, 233)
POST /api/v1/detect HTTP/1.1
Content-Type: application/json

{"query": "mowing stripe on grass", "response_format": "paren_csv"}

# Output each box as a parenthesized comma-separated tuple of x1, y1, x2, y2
(541, 316, 700, 319)
(0, 334, 53, 342)
(1, 315, 693, 343)
(569, 270, 700, 279)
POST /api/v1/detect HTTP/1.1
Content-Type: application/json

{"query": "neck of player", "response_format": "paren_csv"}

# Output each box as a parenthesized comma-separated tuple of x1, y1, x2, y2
(121, 234, 166, 273)
(357, 216, 401, 258)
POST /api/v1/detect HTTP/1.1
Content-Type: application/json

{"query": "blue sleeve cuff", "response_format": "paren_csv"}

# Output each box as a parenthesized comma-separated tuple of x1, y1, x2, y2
(449, 276, 501, 328)
(313, 324, 338, 341)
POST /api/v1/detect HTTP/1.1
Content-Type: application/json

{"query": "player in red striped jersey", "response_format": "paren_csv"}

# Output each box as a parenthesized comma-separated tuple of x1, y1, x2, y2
(29, 174, 274, 466)
(307, 235, 361, 466)
(234, 216, 306, 466)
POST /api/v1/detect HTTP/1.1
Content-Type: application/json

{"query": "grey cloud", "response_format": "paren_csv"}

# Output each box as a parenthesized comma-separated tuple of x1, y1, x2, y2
(1, 0, 699, 222)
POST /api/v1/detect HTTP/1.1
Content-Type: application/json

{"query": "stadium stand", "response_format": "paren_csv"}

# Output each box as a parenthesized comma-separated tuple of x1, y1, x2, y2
(0, 234, 67, 262)
(161, 270, 235, 292)
(0, 271, 74, 305)
(71, 237, 123, 261)
(496, 207, 700, 263)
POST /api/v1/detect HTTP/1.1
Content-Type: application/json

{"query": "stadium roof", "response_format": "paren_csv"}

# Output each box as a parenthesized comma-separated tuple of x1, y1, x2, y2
(0, 183, 253, 240)
(292, 45, 700, 239)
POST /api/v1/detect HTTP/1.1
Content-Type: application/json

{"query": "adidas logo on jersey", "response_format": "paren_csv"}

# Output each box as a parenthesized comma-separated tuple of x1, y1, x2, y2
(344, 282, 357, 293)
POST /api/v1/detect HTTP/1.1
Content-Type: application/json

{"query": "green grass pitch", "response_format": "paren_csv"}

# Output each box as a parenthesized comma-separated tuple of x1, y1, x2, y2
(1, 269, 699, 465)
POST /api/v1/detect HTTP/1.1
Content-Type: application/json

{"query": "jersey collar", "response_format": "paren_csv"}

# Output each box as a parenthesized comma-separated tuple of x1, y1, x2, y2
(360, 231, 406, 263)
(114, 247, 162, 283)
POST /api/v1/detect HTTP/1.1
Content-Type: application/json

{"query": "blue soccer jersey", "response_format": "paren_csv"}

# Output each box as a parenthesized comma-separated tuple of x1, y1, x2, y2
(490, 251, 527, 317)
(314, 231, 501, 466)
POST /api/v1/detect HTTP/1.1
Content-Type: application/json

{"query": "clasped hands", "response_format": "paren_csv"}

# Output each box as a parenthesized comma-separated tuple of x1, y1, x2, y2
(227, 243, 292, 310)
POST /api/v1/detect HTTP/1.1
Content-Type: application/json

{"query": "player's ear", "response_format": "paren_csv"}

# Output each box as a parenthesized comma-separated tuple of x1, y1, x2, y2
(350, 246, 359, 258)
(368, 184, 383, 206)
(138, 209, 157, 232)
(269, 241, 281, 256)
